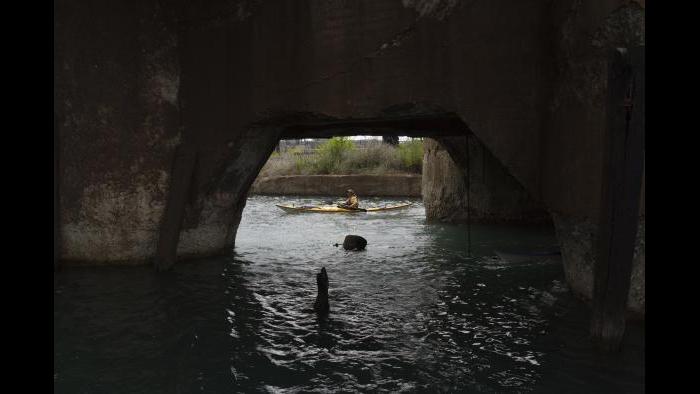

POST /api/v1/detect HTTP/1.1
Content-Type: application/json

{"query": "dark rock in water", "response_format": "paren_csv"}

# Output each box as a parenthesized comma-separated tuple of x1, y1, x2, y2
(343, 235, 367, 251)
(314, 267, 329, 315)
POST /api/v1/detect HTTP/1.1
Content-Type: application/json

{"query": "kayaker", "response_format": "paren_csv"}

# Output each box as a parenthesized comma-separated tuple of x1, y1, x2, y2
(338, 189, 359, 209)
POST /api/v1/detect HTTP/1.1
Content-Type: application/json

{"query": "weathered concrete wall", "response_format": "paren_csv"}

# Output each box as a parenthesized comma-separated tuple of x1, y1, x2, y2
(251, 174, 422, 197)
(174, 128, 283, 260)
(55, 0, 645, 318)
(422, 137, 550, 224)
(54, 0, 283, 264)
(543, 0, 645, 316)
(542, 0, 645, 216)
(55, 0, 181, 264)
(56, 0, 556, 263)
(552, 214, 644, 318)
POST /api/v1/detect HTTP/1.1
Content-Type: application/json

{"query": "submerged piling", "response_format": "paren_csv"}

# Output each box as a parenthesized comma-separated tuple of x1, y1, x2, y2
(314, 267, 329, 315)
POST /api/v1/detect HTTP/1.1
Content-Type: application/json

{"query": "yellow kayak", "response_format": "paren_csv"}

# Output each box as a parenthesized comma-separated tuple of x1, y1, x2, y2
(276, 202, 413, 213)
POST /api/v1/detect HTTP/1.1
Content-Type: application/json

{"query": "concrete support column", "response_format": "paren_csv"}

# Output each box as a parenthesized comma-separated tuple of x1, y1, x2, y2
(422, 136, 550, 224)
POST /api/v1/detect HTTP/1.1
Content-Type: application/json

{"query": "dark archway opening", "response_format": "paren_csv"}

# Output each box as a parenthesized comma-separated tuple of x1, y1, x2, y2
(155, 111, 553, 271)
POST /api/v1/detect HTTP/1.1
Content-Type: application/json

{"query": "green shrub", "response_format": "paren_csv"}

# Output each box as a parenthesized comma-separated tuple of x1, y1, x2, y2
(312, 137, 355, 174)
(257, 137, 423, 176)
(397, 139, 423, 173)
(294, 154, 314, 174)
(338, 141, 402, 174)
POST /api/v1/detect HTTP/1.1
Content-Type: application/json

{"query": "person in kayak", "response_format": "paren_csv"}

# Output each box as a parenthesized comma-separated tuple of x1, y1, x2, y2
(338, 189, 359, 209)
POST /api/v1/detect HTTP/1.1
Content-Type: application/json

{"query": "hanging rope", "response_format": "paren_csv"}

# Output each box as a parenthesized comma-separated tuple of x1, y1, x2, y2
(466, 134, 472, 258)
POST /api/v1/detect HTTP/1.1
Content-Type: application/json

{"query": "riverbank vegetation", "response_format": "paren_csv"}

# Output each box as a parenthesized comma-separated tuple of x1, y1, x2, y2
(258, 138, 424, 177)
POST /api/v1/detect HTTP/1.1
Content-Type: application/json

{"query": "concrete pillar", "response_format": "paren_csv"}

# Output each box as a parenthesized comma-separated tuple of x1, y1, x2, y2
(422, 136, 550, 224)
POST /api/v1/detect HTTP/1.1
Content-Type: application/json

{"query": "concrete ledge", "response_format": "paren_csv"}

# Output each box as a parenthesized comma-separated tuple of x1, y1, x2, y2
(250, 174, 422, 197)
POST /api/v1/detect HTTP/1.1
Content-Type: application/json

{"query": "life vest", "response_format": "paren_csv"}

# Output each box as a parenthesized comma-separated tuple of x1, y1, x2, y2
(346, 195, 359, 208)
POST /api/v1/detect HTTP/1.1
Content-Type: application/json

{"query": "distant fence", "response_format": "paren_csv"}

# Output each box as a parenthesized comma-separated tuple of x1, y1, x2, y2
(276, 138, 422, 154)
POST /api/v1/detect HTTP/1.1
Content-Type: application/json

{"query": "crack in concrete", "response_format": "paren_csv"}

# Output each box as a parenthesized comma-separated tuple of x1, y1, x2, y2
(273, 0, 479, 96)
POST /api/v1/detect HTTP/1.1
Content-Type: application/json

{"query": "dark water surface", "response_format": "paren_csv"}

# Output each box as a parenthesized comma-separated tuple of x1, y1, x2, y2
(54, 196, 644, 393)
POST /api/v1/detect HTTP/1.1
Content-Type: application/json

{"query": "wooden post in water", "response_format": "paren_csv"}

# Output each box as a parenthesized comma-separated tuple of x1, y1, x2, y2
(590, 46, 645, 351)
(154, 144, 198, 271)
(314, 267, 330, 315)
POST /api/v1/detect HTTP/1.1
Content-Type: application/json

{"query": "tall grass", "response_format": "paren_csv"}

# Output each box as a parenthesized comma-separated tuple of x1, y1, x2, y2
(258, 145, 313, 177)
(397, 139, 423, 173)
(258, 138, 423, 177)
(338, 141, 402, 174)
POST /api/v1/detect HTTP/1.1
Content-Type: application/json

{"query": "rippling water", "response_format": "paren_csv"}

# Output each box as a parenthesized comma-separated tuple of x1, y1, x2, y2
(54, 196, 644, 393)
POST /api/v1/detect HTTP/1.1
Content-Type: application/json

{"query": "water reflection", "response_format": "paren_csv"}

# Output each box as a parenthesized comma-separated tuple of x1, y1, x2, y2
(54, 195, 644, 393)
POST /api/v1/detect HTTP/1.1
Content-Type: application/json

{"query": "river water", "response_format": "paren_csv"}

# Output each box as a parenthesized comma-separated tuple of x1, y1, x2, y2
(54, 196, 644, 393)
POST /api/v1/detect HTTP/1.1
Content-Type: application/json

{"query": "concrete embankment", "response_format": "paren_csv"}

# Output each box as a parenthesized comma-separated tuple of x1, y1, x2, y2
(250, 174, 421, 197)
